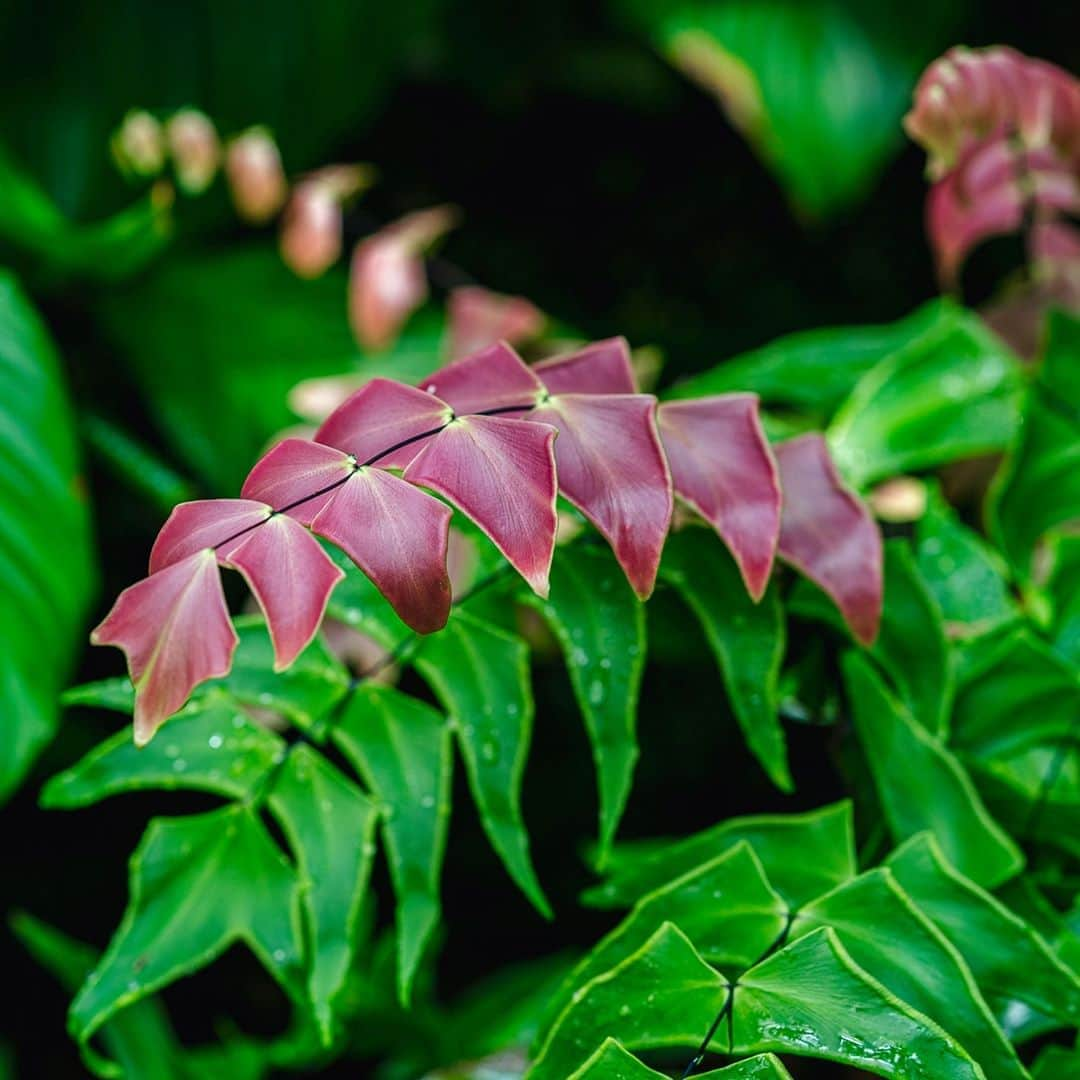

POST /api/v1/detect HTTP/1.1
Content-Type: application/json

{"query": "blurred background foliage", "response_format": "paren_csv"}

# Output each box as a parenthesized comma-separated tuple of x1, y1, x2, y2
(1, 0, 1078, 1076)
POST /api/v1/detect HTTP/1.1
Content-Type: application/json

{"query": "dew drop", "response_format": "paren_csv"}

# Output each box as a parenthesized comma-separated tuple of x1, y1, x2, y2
(208, 734, 223, 749)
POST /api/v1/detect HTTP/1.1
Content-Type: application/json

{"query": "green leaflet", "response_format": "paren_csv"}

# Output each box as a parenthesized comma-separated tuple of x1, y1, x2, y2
(61, 678, 137, 713)
(333, 684, 453, 1003)
(1031, 1045, 1080, 1078)
(0, 273, 95, 800)
(324, 544, 410, 650)
(569, 1039, 791, 1078)
(790, 540, 952, 734)
(70, 805, 303, 1077)
(1047, 535, 1080, 665)
(540, 842, 786, 1038)
(732, 927, 981, 1078)
(585, 801, 855, 911)
(795, 870, 1026, 1079)
(828, 307, 1023, 488)
(618, 2, 959, 218)
(661, 528, 790, 791)
(415, 610, 550, 917)
(915, 483, 1019, 637)
(843, 653, 1022, 887)
(207, 617, 350, 734)
(664, 299, 950, 417)
(11, 912, 178, 1080)
(41, 701, 285, 808)
(528, 923, 729, 1080)
(989, 310, 1080, 581)
(887, 833, 1080, 1031)
(267, 745, 379, 1042)
(522, 543, 646, 860)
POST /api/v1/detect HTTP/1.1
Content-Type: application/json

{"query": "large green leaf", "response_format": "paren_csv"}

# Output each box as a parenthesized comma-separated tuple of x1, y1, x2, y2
(989, 311, 1080, 581)
(528, 923, 728, 1080)
(1047, 535, 1080, 666)
(522, 543, 646, 860)
(415, 610, 550, 917)
(267, 744, 378, 1042)
(570, 1039, 791, 1078)
(664, 299, 953, 418)
(795, 870, 1025, 1079)
(0, 272, 95, 799)
(541, 842, 786, 1036)
(827, 307, 1023, 488)
(333, 684, 453, 1004)
(915, 484, 1019, 638)
(618, 2, 960, 218)
(70, 805, 302, 1076)
(887, 833, 1080, 1031)
(843, 653, 1022, 887)
(732, 927, 981, 1078)
(41, 699, 285, 808)
(585, 802, 855, 911)
(661, 528, 789, 790)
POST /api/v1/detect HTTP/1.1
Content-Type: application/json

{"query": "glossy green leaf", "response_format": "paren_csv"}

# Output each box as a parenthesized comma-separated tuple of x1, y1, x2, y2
(0, 272, 95, 799)
(732, 927, 981, 1078)
(268, 744, 379, 1041)
(208, 616, 350, 734)
(828, 307, 1022, 488)
(41, 701, 285, 808)
(915, 484, 1019, 638)
(586, 801, 854, 911)
(989, 310, 1080, 581)
(665, 300, 954, 417)
(333, 684, 453, 1003)
(570, 1039, 791, 1079)
(70, 805, 302, 1077)
(522, 543, 646, 859)
(11, 912, 178, 1080)
(1031, 1045, 1080, 1079)
(324, 544, 409, 651)
(661, 528, 789, 791)
(795, 870, 1025, 1079)
(528, 923, 728, 1080)
(1047, 535, 1080, 665)
(415, 610, 550, 917)
(843, 653, 1022, 887)
(887, 833, 1080, 1030)
(542, 842, 785, 1037)
(619, 3, 960, 218)
(61, 678, 136, 714)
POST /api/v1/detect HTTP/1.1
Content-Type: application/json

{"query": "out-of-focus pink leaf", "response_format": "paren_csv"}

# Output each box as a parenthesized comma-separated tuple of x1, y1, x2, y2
(280, 165, 373, 279)
(225, 127, 287, 224)
(223, 515, 343, 670)
(91, 550, 238, 745)
(405, 415, 558, 596)
(418, 341, 543, 414)
(348, 205, 457, 352)
(149, 499, 271, 572)
(241, 438, 356, 524)
(165, 109, 220, 195)
(532, 337, 637, 396)
(315, 378, 453, 468)
(658, 395, 780, 601)
(531, 393, 671, 598)
(312, 467, 452, 633)
(774, 434, 882, 645)
(447, 286, 544, 361)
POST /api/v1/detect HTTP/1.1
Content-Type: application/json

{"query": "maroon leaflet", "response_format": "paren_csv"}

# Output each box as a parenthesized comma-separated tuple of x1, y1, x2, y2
(447, 286, 544, 361)
(774, 435, 882, 646)
(419, 340, 544, 414)
(658, 396, 780, 601)
(241, 439, 356, 524)
(149, 498, 271, 571)
(532, 338, 637, 396)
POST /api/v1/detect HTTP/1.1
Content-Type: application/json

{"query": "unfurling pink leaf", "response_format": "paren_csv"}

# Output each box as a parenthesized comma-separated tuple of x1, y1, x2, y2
(774, 435, 882, 646)
(531, 393, 671, 598)
(658, 395, 780, 601)
(447, 286, 545, 361)
(241, 438, 356, 524)
(91, 550, 238, 745)
(149, 499, 271, 572)
(405, 415, 558, 596)
(418, 341, 543, 414)
(312, 467, 452, 633)
(225, 127, 287, 224)
(223, 516, 343, 670)
(348, 205, 457, 352)
(164, 109, 220, 195)
(532, 337, 637, 396)
(315, 378, 453, 468)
